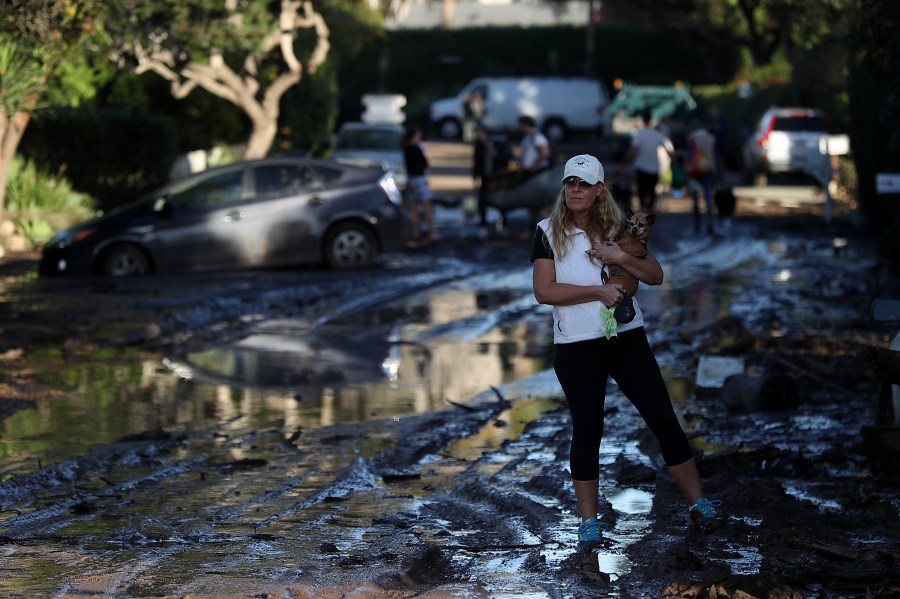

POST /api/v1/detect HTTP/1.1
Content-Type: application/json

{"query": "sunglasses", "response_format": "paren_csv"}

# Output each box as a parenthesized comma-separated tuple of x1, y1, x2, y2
(563, 177, 598, 190)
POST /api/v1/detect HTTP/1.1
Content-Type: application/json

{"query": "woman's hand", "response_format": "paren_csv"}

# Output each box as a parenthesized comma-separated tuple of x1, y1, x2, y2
(590, 241, 664, 286)
(592, 240, 626, 265)
(533, 259, 626, 307)
(599, 283, 628, 308)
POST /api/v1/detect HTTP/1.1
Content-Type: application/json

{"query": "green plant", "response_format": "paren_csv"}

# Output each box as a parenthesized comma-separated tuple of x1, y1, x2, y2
(5, 156, 97, 248)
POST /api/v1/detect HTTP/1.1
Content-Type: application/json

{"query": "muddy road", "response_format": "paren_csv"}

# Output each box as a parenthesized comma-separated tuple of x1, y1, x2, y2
(1, 169, 899, 597)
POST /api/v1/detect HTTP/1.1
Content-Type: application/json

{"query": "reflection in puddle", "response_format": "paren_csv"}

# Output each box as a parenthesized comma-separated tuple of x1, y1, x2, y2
(0, 283, 553, 477)
(714, 543, 763, 576)
(782, 483, 843, 511)
(608, 487, 653, 515)
(593, 488, 654, 580)
(446, 397, 561, 460)
(597, 552, 634, 582)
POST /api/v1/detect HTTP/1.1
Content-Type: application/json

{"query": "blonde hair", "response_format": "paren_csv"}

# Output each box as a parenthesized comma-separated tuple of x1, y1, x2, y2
(546, 183, 625, 259)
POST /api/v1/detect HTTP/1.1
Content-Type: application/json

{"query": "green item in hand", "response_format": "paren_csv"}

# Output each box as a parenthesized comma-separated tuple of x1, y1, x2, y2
(599, 306, 618, 339)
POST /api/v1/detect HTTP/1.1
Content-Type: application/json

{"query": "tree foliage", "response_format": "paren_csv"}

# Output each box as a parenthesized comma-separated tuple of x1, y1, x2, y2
(0, 0, 109, 215)
(601, 0, 850, 69)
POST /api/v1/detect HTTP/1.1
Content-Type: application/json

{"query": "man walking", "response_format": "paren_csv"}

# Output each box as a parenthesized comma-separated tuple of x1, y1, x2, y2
(626, 110, 674, 212)
(686, 121, 717, 235)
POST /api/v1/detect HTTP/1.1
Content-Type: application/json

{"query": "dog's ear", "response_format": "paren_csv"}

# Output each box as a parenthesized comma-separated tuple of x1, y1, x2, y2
(624, 206, 634, 218)
(647, 213, 656, 225)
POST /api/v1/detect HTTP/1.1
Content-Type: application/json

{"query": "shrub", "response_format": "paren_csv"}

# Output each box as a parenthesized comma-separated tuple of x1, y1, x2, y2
(5, 157, 97, 248)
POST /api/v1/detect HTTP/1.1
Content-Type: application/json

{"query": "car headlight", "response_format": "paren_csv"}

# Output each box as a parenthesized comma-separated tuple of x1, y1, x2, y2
(378, 174, 403, 206)
(48, 227, 95, 249)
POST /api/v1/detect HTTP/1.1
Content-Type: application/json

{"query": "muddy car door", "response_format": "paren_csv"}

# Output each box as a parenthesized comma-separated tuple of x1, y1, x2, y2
(151, 165, 254, 272)
(246, 161, 344, 266)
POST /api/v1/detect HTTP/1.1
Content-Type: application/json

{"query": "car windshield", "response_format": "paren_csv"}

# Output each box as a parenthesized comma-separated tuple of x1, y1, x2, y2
(773, 116, 829, 132)
(336, 129, 402, 151)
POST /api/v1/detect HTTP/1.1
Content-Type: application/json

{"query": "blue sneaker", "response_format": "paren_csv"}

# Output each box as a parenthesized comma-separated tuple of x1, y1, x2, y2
(690, 498, 722, 527)
(577, 517, 607, 542)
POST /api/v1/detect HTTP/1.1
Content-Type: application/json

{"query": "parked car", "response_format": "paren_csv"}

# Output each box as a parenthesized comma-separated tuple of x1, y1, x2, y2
(429, 77, 611, 142)
(39, 157, 410, 277)
(742, 107, 831, 185)
(330, 122, 407, 189)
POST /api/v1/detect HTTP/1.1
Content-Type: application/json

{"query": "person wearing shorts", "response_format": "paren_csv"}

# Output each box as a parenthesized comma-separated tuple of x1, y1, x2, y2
(403, 126, 439, 242)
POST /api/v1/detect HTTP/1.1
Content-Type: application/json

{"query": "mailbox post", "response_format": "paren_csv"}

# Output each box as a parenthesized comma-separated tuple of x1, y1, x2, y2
(361, 94, 406, 125)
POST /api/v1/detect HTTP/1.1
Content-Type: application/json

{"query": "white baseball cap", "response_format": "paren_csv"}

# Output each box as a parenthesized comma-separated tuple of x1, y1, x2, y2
(562, 154, 604, 185)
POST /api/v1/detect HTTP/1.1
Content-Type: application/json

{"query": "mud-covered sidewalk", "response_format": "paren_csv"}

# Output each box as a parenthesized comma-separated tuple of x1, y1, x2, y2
(1, 176, 899, 596)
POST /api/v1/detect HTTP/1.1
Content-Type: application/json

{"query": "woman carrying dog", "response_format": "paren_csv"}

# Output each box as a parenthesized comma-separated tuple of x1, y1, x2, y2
(530, 154, 720, 543)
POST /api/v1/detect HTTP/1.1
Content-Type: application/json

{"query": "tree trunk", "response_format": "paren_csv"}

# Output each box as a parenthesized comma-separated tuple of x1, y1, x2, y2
(0, 110, 31, 217)
(243, 117, 279, 160)
(441, 0, 455, 29)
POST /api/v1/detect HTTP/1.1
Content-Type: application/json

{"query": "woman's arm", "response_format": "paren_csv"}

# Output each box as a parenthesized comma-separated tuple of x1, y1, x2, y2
(593, 242, 664, 286)
(532, 258, 625, 307)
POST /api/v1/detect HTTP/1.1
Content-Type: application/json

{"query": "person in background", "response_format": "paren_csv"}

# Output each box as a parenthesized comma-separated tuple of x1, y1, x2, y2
(669, 150, 689, 199)
(626, 110, 674, 212)
(686, 120, 718, 235)
(517, 115, 551, 182)
(473, 125, 500, 229)
(403, 125, 439, 242)
(707, 105, 728, 181)
(518, 115, 552, 229)
(530, 153, 721, 544)
(462, 91, 484, 143)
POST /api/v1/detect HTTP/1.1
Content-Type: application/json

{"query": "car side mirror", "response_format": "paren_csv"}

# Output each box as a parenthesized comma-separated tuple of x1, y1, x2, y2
(153, 197, 174, 217)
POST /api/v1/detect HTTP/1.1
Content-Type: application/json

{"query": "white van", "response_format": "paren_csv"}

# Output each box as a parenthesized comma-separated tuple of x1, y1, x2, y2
(429, 77, 611, 142)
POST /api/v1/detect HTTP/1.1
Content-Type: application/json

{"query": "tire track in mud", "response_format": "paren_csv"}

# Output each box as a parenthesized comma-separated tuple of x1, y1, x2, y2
(0, 417, 283, 537)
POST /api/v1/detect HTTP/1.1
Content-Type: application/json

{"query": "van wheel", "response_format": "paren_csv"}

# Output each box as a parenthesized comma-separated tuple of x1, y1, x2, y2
(324, 222, 377, 269)
(98, 244, 151, 277)
(543, 119, 567, 143)
(438, 118, 461, 140)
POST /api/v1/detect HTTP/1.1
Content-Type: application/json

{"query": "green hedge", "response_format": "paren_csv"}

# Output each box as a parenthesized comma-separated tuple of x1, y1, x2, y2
(19, 108, 178, 212)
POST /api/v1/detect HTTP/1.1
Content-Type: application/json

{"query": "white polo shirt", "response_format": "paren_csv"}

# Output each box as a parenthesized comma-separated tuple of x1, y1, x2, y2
(531, 218, 645, 344)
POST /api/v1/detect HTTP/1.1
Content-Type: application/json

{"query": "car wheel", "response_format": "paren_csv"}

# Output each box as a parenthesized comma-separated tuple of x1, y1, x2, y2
(438, 118, 461, 140)
(98, 244, 151, 277)
(324, 222, 377, 269)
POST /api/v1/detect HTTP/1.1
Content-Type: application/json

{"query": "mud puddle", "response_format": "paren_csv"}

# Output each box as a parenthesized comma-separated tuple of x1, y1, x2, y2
(1, 218, 898, 597)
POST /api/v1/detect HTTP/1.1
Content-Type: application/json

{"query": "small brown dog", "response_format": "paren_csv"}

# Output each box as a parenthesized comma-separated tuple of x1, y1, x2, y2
(606, 207, 655, 296)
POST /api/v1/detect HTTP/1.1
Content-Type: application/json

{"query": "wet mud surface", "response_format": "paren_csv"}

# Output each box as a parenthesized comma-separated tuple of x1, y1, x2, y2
(1, 208, 899, 598)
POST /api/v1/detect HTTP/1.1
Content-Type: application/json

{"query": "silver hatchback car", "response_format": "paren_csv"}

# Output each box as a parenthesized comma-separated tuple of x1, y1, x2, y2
(40, 157, 411, 276)
(742, 107, 831, 184)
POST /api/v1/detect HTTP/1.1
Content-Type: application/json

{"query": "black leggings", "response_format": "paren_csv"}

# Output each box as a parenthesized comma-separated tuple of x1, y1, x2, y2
(553, 328, 694, 480)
